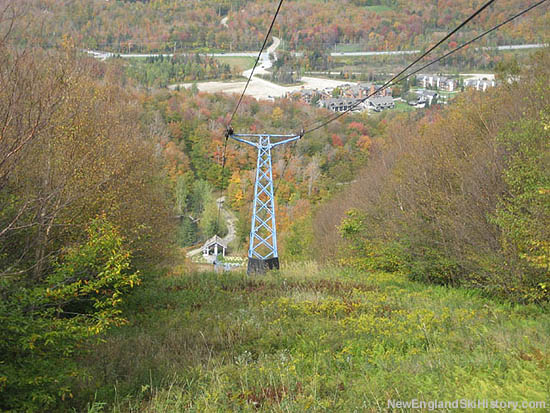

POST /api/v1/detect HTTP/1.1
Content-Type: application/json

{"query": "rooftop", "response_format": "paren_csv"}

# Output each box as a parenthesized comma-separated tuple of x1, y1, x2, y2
(368, 95, 394, 104)
(203, 235, 228, 249)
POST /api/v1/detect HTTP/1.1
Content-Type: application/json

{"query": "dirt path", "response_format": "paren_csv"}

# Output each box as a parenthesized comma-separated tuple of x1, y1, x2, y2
(219, 196, 237, 246)
(186, 197, 237, 258)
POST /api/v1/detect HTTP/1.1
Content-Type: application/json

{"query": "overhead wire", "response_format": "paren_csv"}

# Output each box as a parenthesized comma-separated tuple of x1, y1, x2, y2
(275, 0, 499, 194)
(227, 0, 285, 127)
(303, 0, 498, 134)
(278, 0, 501, 193)
(305, 0, 547, 135)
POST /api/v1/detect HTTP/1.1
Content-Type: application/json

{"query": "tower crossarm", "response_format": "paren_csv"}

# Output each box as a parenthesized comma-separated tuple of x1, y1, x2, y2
(228, 133, 302, 148)
(227, 135, 258, 147)
(270, 134, 301, 147)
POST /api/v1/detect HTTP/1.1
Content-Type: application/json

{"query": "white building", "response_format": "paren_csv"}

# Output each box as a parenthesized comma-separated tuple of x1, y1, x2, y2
(320, 97, 365, 112)
(202, 235, 227, 258)
(418, 75, 457, 92)
(463, 78, 496, 91)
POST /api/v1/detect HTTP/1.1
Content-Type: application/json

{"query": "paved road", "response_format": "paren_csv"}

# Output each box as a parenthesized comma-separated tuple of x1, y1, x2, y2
(491, 43, 547, 50)
(330, 50, 420, 57)
(84, 49, 260, 60)
(84, 43, 547, 61)
(85, 48, 420, 60)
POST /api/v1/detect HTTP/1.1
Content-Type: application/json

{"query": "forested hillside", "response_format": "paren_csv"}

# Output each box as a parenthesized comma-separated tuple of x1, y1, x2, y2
(0, 31, 175, 407)
(23, 0, 550, 54)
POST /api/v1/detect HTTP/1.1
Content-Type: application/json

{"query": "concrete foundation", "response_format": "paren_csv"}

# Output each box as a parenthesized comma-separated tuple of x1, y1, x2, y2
(247, 257, 279, 275)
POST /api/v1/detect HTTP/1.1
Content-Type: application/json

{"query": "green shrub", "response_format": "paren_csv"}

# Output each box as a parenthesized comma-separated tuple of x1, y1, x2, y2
(491, 106, 550, 302)
(282, 214, 314, 262)
(403, 245, 463, 286)
(0, 217, 139, 411)
(338, 209, 403, 272)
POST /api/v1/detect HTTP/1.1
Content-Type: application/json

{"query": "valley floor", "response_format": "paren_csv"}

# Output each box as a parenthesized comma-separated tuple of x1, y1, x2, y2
(80, 263, 550, 412)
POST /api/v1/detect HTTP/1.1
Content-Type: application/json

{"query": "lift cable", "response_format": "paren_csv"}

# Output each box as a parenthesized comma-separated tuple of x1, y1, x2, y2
(227, 0, 285, 127)
(277, 0, 499, 193)
(220, 0, 547, 233)
(302, 0, 498, 134)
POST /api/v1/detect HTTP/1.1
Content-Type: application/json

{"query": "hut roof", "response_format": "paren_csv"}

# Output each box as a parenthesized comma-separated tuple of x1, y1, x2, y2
(203, 235, 227, 249)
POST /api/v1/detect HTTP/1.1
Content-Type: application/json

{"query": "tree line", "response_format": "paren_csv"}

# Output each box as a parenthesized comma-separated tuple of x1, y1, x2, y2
(0, 10, 174, 409)
(126, 53, 235, 88)
(143, 84, 385, 255)
(315, 50, 550, 303)
(20, 0, 550, 54)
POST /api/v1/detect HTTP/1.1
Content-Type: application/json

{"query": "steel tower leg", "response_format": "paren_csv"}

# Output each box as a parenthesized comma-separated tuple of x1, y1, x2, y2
(226, 131, 302, 275)
(247, 136, 279, 274)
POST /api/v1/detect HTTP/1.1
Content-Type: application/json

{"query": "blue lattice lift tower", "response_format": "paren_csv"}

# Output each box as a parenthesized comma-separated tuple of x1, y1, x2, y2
(226, 129, 302, 275)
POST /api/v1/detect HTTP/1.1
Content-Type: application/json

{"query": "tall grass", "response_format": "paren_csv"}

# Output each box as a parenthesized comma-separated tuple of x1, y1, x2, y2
(75, 264, 550, 412)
